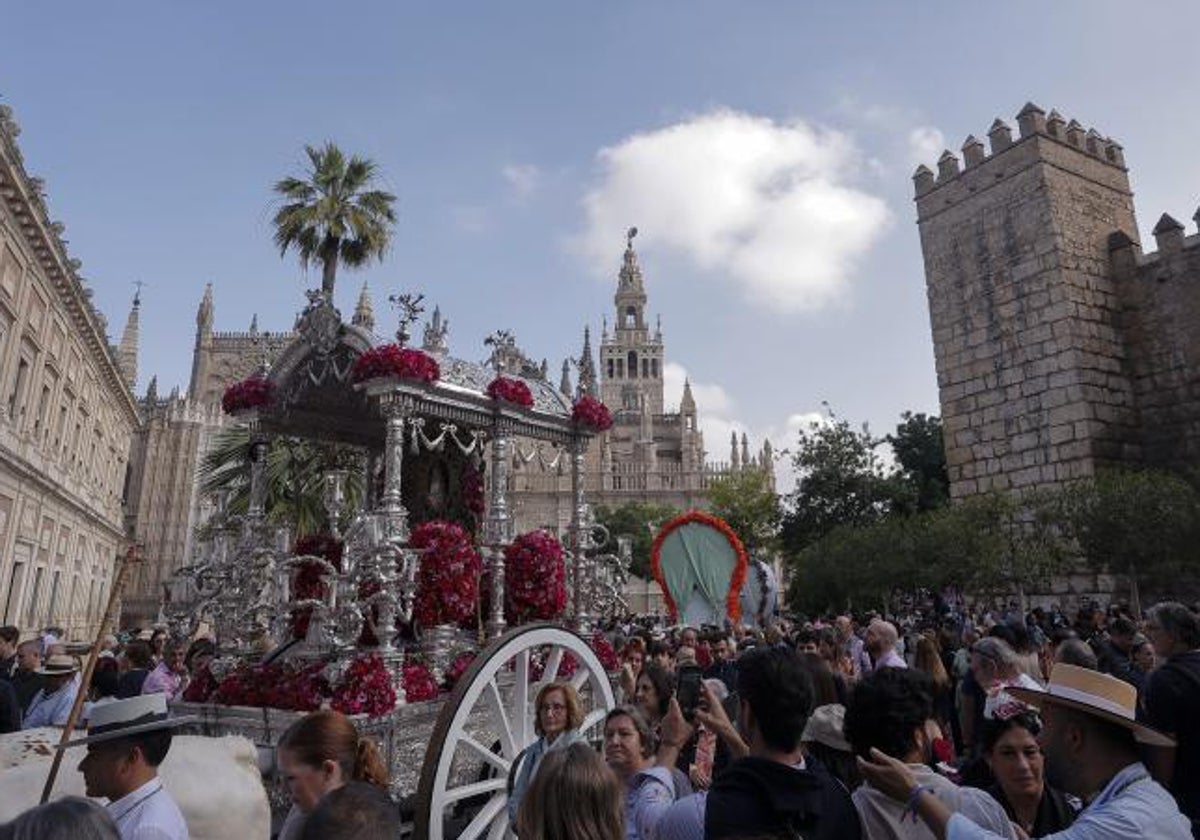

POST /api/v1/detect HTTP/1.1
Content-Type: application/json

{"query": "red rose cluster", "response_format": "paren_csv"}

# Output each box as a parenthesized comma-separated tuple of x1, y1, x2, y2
(590, 632, 621, 672)
(461, 462, 486, 522)
(505, 530, 567, 624)
(210, 661, 330, 711)
(530, 649, 578, 683)
(401, 659, 440, 703)
(290, 534, 345, 639)
(331, 653, 397, 718)
(351, 344, 440, 384)
(181, 663, 218, 702)
(411, 521, 482, 627)
(485, 376, 535, 408)
(443, 651, 477, 690)
(221, 376, 273, 415)
(571, 395, 613, 431)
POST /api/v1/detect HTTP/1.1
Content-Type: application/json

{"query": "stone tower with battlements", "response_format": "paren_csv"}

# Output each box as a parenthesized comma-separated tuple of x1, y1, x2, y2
(916, 102, 1200, 499)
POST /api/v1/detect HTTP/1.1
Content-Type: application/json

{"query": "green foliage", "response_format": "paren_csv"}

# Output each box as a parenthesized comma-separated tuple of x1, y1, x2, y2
(887, 411, 950, 514)
(779, 408, 897, 555)
(706, 469, 781, 553)
(1061, 468, 1200, 594)
(197, 428, 366, 538)
(273, 142, 397, 295)
(593, 502, 681, 579)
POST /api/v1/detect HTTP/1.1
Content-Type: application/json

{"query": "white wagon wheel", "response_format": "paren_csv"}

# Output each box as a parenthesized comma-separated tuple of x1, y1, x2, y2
(413, 623, 617, 840)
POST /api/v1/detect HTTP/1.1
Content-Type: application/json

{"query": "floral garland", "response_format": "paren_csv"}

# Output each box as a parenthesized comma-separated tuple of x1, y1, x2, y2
(485, 376, 535, 408)
(571, 395, 613, 431)
(221, 375, 273, 415)
(589, 632, 621, 672)
(290, 534, 345, 639)
(351, 344, 440, 384)
(504, 530, 567, 624)
(411, 521, 482, 626)
(649, 510, 749, 625)
(443, 651, 476, 690)
(461, 461, 486, 524)
(331, 653, 397, 718)
(402, 659, 440, 702)
(210, 661, 329, 711)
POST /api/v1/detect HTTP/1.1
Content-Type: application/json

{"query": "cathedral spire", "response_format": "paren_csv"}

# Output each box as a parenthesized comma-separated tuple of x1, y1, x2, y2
(680, 378, 696, 413)
(741, 433, 751, 467)
(117, 289, 140, 391)
(145, 375, 158, 405)
(353, 281, 375, 331)
(730, 431, 741, 470)
(578, 326, 598, 397)
(249, 313, 259, 335)
(196, 283, 213, 334)
(615, 227, 647, 332)
(560, 359, 572, 397)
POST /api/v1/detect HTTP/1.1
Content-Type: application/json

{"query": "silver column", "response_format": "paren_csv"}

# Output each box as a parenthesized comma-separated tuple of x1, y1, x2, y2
(484, 422, 513, 640)
(568, 435, 593, 632)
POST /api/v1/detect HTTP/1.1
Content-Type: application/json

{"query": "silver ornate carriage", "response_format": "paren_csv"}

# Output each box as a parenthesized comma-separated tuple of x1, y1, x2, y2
(164, 292, 628, 839)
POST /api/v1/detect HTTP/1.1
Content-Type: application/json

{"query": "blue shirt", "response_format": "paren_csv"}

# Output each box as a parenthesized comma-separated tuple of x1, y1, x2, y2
(626, 765, 675, 840)
(947, 762, 1191, 840)
(22, 677, 79, 728)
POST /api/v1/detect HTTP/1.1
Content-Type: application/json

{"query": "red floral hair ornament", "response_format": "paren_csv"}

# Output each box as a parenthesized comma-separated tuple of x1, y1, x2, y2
(650, 510, 748, 625)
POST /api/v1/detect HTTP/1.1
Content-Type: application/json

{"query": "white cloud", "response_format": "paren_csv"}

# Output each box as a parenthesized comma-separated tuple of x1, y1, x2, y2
(502, 163, 541, 203)
(907, 126, 945, 169)
(578, 109, 891, 313)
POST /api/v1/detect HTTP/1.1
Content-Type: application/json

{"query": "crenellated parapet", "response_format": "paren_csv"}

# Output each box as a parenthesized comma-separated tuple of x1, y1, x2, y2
(913, 102, 1130, 222)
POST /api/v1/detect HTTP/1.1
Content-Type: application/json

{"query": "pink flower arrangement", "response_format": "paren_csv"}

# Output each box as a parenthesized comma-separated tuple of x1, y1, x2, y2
(402, 659, 440, 703)
(211, 661, 330, 711)
(443, 651, 477, 690)
(221, 375, 273, 415)
(411, 521, 482, 627)
(485, 376, 535, 408)
(331, 653, 397, 718)
(351, 344, 440, 384)
(590, 632, 621, 672)
(505, 530, 567, 623)
(571, 395, 613, 431)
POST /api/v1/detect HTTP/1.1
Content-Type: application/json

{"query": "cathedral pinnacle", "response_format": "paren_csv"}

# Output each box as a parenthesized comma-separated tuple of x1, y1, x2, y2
(353, 282, 376, 331)
(117, 290, 140, 391)
(196, 283, 213, 333)
(681, 378, 696, 413)
(577, 326, 598, 397)
(614, 226, 648, 332)
(560, 359, 572, 396)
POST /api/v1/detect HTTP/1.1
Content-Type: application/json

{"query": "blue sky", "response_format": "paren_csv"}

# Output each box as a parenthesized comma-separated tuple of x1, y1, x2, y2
(3, 2, 1198, 487)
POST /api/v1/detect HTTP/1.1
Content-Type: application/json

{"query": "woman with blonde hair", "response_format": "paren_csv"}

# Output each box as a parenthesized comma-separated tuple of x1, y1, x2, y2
(275, 709, 391, 840)
(914, 635, 955, 751)
(516, 741, 624, 840)
(507, 682, 587, 826)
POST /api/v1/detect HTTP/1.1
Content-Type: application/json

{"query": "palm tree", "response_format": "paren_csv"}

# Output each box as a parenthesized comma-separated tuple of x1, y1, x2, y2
(273, 142, 397, 297)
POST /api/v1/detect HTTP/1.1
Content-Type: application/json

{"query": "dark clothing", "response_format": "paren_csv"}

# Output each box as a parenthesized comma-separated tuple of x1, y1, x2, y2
(117, 668, 150, 699)
(704, 660, 738, 693)
(0, 654, 16, 681)
(10, 669, 43, 712)
(704, 756, 862, 840)
(961, 668, 986, 757)
(987, 783, 1079, 837)
(0, 680, 20, 733)
(1143, 650, 1200, 830)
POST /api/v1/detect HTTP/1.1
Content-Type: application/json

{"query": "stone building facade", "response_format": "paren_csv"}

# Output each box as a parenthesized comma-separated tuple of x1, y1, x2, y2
(0, 106, 140, 638)
(507, 233, 774, 534)
(915, 102, 1200, 499)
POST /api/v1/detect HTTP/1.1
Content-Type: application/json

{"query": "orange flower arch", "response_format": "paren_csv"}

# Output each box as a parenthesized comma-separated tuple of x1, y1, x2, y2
(650, 510, 748, 625)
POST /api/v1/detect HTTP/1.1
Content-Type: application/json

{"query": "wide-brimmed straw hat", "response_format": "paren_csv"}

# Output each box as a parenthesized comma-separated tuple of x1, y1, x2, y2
(1008, 663, 1174, 747)
(59, 694, 196, 749)
(802, 702, 851, 752)
(35, 654, 79, 676)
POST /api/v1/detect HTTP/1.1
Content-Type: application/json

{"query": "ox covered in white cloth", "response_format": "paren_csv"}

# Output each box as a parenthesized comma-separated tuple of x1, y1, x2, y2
(0, 727, 271, 839)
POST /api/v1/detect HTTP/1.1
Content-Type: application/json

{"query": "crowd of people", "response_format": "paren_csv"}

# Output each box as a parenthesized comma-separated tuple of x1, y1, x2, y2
(516, 599, 1200, 839)
(3, 597, 1199, 839)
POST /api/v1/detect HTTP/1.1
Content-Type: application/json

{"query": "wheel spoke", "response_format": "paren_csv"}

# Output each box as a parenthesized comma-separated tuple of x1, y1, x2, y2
(487, 810, 510, 840)
(484, 677, 516, 757)
(570, 668, 589, 691)
(443, 776, 507, 805)
(514, 648, 530, 748)
(459, 734, 512, 773)
(456, 792, 507, 840)
(544, 646, 563, 683)
(580, 707, 606, 733)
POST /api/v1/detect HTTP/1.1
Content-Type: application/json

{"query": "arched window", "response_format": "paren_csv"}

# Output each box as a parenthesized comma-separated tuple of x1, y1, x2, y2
(651, 358, 659, 378)
(625, 306, 637, 328)
(627, 351, 638, 379)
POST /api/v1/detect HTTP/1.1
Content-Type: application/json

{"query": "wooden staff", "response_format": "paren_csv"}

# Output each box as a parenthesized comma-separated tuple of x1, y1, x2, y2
(40, 544, 141, 804)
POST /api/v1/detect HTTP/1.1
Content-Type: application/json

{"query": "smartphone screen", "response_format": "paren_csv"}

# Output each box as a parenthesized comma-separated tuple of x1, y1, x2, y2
(676, 665, 703, 720)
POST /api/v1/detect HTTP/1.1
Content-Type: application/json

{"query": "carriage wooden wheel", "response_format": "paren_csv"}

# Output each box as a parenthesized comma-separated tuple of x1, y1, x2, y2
(413, 623, 617, 839)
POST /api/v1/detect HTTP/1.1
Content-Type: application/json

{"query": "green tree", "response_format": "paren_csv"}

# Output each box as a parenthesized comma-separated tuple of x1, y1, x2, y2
(887, 412, 949, 514)
(779, 408, 896, 556)
(273, 142, 397, 297)
(197, 428, 366, 538)
(707, 469, 781, 553)
(1062, 468, 1200, 611)
(593, 502, 680, 579)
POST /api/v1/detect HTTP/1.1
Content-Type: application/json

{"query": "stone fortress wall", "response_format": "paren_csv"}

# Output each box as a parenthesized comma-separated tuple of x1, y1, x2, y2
(915, 102, 1200, 500)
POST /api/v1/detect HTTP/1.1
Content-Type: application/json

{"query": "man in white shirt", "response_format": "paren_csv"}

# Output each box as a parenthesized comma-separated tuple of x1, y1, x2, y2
(66, 693, 193, 840)
(23, 653, 81, 728)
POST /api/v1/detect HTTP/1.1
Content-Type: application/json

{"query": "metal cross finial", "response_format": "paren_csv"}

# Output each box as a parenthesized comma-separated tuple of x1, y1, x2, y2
(132, 279, 145, 306)
(626, 226, 638, 248)
(388, 293, 425, 346)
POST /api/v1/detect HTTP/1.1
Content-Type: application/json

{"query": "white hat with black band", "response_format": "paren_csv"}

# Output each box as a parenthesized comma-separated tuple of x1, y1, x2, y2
(58, 694, 196, 749)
